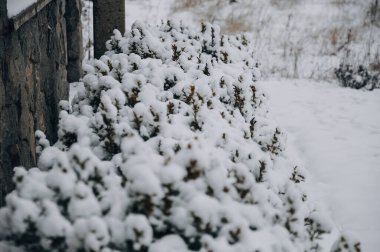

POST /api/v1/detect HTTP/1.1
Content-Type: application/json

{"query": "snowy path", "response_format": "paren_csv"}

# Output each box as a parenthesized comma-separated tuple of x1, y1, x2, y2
(262, 79, 380, 252)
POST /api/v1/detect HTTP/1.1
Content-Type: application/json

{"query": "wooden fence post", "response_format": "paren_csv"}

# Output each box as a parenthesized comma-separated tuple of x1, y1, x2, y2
(66, 0, 83, 82)
(93, 0, 125, 58)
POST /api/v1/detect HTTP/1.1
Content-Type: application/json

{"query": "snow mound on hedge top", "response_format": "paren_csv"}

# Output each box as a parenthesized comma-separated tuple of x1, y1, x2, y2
(0, 21, 335, 251)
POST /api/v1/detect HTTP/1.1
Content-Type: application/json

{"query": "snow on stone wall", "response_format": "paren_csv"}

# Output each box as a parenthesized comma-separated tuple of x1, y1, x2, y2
(7, 0, 37, 17)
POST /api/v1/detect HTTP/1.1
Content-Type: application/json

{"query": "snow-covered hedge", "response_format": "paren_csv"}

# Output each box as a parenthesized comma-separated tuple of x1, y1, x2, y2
(0, 22, 336, 251)
(335, 64, 379, 90)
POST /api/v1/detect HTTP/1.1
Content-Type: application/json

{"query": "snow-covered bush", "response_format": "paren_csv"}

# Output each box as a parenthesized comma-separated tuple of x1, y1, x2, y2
(331, 233, 361, 252)
(0, 21, 346, 251)
(335, 64, 379, 90)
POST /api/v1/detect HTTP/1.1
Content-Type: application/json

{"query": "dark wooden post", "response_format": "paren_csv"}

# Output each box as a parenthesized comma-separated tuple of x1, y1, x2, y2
(0, 0, 9, 207)
(0, 0, 7, 35)
(93, 0, 125, 58)
(65, 0, 83, 82)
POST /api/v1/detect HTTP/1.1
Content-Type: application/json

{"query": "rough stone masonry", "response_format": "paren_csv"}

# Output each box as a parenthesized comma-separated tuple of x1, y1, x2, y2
(0, 0, 82, 206)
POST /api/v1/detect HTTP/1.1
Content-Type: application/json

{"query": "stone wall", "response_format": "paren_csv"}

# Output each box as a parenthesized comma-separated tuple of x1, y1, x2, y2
(0, 0, 82, 205)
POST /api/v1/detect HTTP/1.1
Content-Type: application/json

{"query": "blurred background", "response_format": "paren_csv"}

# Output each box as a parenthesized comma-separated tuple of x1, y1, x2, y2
(82, 0, 380, 83)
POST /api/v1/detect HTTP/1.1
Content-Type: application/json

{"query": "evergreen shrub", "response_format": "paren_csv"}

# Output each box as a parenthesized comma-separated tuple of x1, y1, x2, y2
(0, 21, 356, 252)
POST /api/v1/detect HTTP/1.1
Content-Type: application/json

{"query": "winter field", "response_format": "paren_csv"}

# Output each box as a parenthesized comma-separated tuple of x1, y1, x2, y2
(0, 0, 379, 251)
(263, 80, 380, 251)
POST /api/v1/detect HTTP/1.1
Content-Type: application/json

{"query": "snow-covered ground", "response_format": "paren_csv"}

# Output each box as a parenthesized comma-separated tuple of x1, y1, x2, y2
(262, 79, 380, 252)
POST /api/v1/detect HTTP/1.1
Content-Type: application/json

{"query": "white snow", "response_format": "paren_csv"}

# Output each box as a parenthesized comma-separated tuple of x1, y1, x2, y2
(262, 79, 380, 252)
(125, 0, 175, 28)
(149, 235, 187, 252)
(7, 0, 37, 18)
